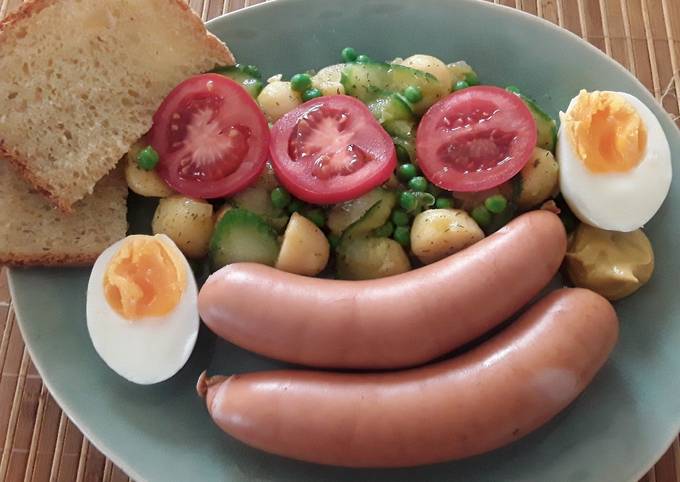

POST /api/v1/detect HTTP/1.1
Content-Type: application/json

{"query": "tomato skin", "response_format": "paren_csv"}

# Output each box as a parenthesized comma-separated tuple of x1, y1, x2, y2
(150, 74, 269, 199)
(270, 95, 397, 205)
(416, 86, 537, 193)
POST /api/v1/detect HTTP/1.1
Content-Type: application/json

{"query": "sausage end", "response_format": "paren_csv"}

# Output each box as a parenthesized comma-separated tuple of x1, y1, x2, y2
(196, 370, 210, 399)
(196, 371, 231, 413)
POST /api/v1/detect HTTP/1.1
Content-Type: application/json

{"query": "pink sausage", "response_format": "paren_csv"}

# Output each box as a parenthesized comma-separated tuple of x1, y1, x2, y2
(198, 210, 567, 369)
(198, 288, 619, 467)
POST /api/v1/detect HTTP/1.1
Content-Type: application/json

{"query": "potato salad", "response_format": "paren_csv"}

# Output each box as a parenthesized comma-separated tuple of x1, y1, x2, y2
(121, 47, 671, 299)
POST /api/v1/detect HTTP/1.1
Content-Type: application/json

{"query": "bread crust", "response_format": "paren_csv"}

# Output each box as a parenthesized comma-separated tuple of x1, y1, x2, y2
(0, 141, 75, 213)
(168, 0, 236, 65)
(0, 0, 58, 32)
(0, 252, 99, 267)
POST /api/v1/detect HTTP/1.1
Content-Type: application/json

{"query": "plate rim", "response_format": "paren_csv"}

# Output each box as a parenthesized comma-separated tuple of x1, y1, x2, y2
(9, 0, 680, 480)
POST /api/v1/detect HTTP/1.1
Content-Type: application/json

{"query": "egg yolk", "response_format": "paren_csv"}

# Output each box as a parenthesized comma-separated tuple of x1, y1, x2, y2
(564, 90, 647, 173)
(103, 236, 186, 320)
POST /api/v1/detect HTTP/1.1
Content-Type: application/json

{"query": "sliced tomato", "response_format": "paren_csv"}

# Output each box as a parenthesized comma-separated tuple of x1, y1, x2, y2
(149, 74, 269, 199)
(416, 86, 537, 192)
(269, 95, 397, 204)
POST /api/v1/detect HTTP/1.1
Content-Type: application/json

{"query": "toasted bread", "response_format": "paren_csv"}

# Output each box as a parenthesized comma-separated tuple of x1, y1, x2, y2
(0, 0, 234, 212)
(0, 160, 128, 266)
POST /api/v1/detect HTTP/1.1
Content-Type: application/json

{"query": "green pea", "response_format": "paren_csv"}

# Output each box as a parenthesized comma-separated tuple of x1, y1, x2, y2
(395, 144, 411, 164)
(374, 221, 394, 238)
(435, 197, 453, 209)
(291, 73, 312, 92)
(453, 80, 470, 91)
(341, 47, 358, 62)
(391, 209, 410, 227)
(403, 85, 423, 103)
(471, 205, 492, 226)
(287, 199, 304, 214)
(302, 87, 323, 102)
(270, 187, 291, 209)
(399, 191, 418, 212)
(356, 54, 372, 63)
(305, 208, 326, 228)
(408, 176, 428, 192)
(136, 146, 159, 171)
(484, 194, 508, 214)
(328, 233, 341, 250)
(464, 71, 480, 86)
(393, 226, 411, 247)
(244, 64, 261, 78)
(397, 163, 418, 182)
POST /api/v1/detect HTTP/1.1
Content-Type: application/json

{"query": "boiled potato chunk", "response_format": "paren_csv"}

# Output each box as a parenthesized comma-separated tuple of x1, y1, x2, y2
(312, 63, 345, 96)
(402, 54, 453, 90)
(447, 60, 475, 84)
(313, 63, 345, 84)
(316, 81, 344, 96)
(565, 223, 654, 300)
(411, 209, 484, 264)
(257, 81, 302, 122)
(517, 147, 559, 210)
(337, 237, 411, 280)
(275, 213, 330, 276)
(152, 196, 214, 258)
(124, 144, 174, 198)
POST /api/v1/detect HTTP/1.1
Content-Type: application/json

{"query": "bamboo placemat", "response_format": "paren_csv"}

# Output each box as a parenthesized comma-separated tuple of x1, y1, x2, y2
(1, 0, 679, 480)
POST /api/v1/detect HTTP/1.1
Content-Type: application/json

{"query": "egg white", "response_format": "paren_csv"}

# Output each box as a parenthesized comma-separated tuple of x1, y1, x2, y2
(558, 91, 672, 232)
(86, 234, 199, 385)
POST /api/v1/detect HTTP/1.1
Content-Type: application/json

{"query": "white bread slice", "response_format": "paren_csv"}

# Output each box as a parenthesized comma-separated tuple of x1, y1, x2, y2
(0, 0, 234, 212)
(0, 160, 128, 266)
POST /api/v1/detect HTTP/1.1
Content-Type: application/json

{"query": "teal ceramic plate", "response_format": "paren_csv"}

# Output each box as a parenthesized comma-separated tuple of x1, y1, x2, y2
(10, 0, 680, 480)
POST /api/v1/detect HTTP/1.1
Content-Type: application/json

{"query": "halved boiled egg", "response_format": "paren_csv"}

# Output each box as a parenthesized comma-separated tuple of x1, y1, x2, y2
(86, 234, 199, 384)
(558, 90, 672, 232)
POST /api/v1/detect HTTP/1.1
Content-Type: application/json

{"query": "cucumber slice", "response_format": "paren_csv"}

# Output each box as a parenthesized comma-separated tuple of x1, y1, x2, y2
(327, 189, 396, 236)
(368, 96, 416, 162)
(506, 87, 557, 152)
(266, 215, 291, 232)
(383, 119, 415, 139)
(232, 186, 279, 217)
(392, 135, 416, 164)
(341, 62, 445, 114)
(209, 208, 280, 270)
(335, 194, 405, 280)
(231, 186, 288, 231)
(212, 64, 264, 98)
(526, 97, 558, 152)
(341, 195, 396, 243)
(383, 119, 416, 163)
(388, 64, 445, 115)
(367, 93, 414, 124)
(341, 62, 390, 101)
